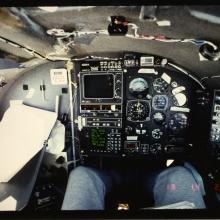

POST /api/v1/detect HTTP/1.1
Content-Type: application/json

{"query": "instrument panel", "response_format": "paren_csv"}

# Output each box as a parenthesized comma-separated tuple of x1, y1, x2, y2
(74, 53, 205, 159)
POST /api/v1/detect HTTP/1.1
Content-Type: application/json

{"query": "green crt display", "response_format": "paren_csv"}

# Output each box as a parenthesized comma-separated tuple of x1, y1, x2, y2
(91, 128, 106, 149)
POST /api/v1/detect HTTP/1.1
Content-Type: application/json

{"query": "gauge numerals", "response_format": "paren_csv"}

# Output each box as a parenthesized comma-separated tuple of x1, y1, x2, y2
(152, 95, 168, 110)
(127, 100, 150, 122)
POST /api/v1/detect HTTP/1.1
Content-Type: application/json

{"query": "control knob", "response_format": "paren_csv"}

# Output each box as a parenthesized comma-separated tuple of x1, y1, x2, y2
(125, 126, 133, 134)
(114, 80, 122, 98)
(135, 124, 148, 135)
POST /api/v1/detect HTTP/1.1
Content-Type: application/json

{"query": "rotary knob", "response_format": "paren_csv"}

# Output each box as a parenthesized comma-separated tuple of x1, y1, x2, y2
(114, 80, 122, 98)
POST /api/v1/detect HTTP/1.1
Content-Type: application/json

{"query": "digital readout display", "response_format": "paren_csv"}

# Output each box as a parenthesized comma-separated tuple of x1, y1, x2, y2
(84, 74, 114, 98)
(91, 128, 106, 149)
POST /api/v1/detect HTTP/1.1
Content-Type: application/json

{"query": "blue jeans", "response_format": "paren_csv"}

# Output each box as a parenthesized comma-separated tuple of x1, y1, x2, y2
(61, 165, 206, 210)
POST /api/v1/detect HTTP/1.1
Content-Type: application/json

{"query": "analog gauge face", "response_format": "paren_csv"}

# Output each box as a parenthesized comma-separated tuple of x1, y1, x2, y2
(152, 128, 163, 139)
(152, 95, 168, 110)
(129, 78, 148, 96)
(150, 143, 162, 154)
(153, 78, 169, 93)
(172, 93, 187, 107)
(169, 113, 188, 132)
(127, 100, 150, 121)
(153, 112, 166, 124)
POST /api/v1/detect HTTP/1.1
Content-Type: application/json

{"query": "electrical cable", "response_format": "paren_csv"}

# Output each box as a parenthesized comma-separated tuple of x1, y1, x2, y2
(71, 55, 122, 61)
(167, 62, 206, 89)
(125, 22, 218, 49)
(65, 159, 81, 165)
(201, 75, 220, 82)
(2, 20, 217, 63)
(0, 35, 55, 61)
(46, 20, 220, 62)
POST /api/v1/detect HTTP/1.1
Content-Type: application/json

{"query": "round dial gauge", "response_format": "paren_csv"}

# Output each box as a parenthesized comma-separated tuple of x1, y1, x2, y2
(153, 112, 166, 124)
(152, 95, 168, 110)
(169, 113, 188, 132)
(152, 128, 163, 139)
(172, 93, 187, 107)
(153, 78, 169, 93)
(150, 143, 162, 154)
(129, 78, 148, 95)
(127, 100, 150, 121)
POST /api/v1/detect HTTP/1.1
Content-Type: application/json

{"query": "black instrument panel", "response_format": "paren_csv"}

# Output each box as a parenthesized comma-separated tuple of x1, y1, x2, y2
(124, 67, 192, 157)
(75, 53, 206, 159)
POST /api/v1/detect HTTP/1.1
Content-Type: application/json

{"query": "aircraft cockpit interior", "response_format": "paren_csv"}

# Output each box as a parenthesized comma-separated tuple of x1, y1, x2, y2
(0, 5, 220, 215)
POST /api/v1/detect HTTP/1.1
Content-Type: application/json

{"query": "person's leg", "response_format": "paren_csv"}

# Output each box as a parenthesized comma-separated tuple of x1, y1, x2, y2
(153, 166, 206, 208)
(61, 166, 113, 210)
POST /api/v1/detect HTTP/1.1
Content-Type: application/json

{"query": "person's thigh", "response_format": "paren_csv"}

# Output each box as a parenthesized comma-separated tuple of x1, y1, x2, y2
(61, 166, 113, 210)
(153, 166, 206, 208)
